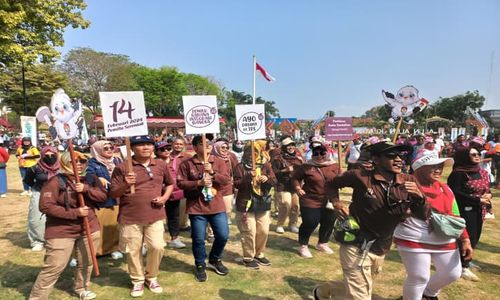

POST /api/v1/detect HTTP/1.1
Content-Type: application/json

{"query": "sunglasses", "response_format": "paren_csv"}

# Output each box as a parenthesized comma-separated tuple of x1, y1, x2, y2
(469, 153, 480, 157)
(77, 158, 87, 164)
(312, 150, 327, 157)
(145, 166, 154, 179)
(103, 146, 114, 151)
(158, 146, 172, 152)
(383, 152, 402, 159)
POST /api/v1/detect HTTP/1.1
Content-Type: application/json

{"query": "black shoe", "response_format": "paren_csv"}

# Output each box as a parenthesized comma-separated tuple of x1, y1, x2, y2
(208, 259, 229, 276)
(194, 264, 207, 282)
(243, 260, 260, 269)
(254, 256, 271, 266)
(422, 295, 439, 300)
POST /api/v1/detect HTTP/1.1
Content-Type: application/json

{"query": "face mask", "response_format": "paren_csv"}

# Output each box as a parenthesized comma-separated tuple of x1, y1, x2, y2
(43, 155, 57, 166)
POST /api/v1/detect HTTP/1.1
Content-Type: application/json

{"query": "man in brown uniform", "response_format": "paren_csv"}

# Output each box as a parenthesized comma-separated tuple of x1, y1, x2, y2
(110, 135, 173, 297)
(177, 135, 231, 282)
(314, 141, 427, 300)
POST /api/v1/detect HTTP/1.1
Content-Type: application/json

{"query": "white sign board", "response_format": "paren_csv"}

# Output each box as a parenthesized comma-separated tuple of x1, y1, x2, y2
(99, 91, 148, 138)
(450, 128, 458, 142)
(21, 116, 37, 147)
(235, 104, 266, 141)
(182, 95, 220, 134)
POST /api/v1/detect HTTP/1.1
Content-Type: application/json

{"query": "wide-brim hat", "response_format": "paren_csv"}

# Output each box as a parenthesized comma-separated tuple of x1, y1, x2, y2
(281, 137, 295, 146)
(412, 150, 453, 171)
(130, 135, 154, 146)
(369, 141, 413, 156)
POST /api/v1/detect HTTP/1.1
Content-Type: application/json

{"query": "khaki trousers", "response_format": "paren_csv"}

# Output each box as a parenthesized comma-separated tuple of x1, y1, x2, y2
(223, 194, 234, 215)
(29, 231, 100, 300)
(236, 211, 270, 261)
(338, 244, 385, 300)
(179, 198, 190, 228)
(119, 220, 165, 284)
(276, 191, 299, 227)
(95, 206, 119, 256)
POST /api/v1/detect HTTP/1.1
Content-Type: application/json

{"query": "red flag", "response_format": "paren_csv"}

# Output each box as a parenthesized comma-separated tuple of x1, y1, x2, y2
(255, 62, 276, 82)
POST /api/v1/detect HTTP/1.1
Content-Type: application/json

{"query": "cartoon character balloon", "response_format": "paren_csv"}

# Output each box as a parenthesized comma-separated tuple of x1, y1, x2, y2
(382, 85, 428, 124)
(36, 88, 83, 140)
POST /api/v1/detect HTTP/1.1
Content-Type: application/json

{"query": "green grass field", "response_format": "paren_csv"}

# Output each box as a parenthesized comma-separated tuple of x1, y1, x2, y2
(0, 155, 499, 299)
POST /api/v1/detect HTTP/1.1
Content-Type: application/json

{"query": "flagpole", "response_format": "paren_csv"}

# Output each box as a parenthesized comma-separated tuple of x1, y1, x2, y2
(252, 55, 256, 105)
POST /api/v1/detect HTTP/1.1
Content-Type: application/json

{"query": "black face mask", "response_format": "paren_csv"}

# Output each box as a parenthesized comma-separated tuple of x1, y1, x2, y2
(43, 155, 57, 166)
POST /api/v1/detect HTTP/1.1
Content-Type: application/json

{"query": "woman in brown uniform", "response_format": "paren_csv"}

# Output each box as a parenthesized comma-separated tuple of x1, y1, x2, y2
(29, 151, 107, 300)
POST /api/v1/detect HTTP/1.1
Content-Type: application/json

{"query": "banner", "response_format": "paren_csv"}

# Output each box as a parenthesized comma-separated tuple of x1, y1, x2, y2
(450, 128, 458, 142)
(325, 117, 354, 141)
(458, 127, 466, 136)
(235, 104, 266, 141)
(99, 91, 148, 138)
(21, 116, 37, 147)
(182, 95, 220, 134)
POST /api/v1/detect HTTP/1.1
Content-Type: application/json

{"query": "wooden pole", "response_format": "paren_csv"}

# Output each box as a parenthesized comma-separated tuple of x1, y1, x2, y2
(202, 134, 208, 163)
(68, 140, 100, 276)
(392, 118, 403, 143)
(125, 137, 135, 194)
(337, 140, 342, 173)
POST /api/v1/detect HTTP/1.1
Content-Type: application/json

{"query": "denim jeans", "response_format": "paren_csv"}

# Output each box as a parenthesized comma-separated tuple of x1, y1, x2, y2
(19, 167, 30, 191)
(189, 212, 229, 266)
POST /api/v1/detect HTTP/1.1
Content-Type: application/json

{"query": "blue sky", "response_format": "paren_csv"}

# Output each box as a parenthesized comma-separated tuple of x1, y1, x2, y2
(60, 0, 500, 119)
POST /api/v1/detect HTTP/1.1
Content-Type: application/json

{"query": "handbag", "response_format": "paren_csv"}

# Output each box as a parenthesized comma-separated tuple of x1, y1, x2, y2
(250, 191, 272, 212)
(429, 209, 466, 239)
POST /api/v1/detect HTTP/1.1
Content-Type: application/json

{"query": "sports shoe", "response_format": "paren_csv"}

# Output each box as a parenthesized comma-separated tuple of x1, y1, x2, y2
(69, 258, 77, 267)
(254, 256, 271, 266)
(27, 190, 32, 196)
(298, 245, 313, 258)
(0, 194, 6, 198)
(141, 244, 147, 256)
(195, 264, 207, 282)
(20, 191, 29, 196)
(110, 251, 123, 260)
(275, 226, 285, 234)
(168, 237, 186, 249)
(31, 244, 44, 252)
(422, 295, 439, 300)
(243, 260, 260, 269)
(485, 212, 495, 220)
(130, 282, 144, 297)
(145, 279, 162, 294)
(461, 267, 480, 281)
(315, 243, 334, 254)
(289, 225, 299, 233)
(208, 259, 229, 276)
(79, 290, 97, 300)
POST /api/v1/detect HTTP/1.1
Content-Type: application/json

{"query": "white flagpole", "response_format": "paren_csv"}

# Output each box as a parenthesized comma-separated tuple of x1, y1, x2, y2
(252, 55, 256, 105)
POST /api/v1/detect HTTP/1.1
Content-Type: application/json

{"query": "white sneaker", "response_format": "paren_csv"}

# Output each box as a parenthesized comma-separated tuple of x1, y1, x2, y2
(111, 251, 123, 260)
(27, 190, 32, 196)
(462, 267, 480, 281)
(0, 194, 6, 198)
(168, 238, 186, 249)
(142, 244, 147, 256)
(31, 244, 44, 252)
(69, 258, 77, 267)
(298, 245, 313, 258)
(20, 191, 29, 196)
(485, 213, 495, 220)
(276, 226, 285, 234)
(289, 225, 299, 233)
(79, 290, 97, 300)
(315, 243, 334, 254)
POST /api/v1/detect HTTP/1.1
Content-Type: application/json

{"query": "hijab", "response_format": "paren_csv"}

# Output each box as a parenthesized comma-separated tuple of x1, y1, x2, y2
(37, 146, 60, 179)
(59, 151, 87, 176)
(91, 140, 116, 175)
(211, 141, 229, 160)
(21, 137, 32, 152)
(452, 146, 480, 173)
(242, 140, 270, 167)
(306, 144, 336, 167)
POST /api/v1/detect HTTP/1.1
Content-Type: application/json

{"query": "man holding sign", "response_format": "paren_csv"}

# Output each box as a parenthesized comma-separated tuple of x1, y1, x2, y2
(110, 135, 174, 297)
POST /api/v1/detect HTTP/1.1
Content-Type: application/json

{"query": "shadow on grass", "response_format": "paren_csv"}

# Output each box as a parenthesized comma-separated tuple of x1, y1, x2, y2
(0, 261, 40, 298)
(160, 254, 194, 275)
(266, 234, 299, 254)
(1, 231, 30, 249)
(219, 288, 275, 300)
(472, 259, 500, 275)
(477, 241, 500, 254)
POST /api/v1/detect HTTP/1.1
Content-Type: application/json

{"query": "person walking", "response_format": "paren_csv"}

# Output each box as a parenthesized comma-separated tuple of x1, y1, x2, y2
(170, 137, 192, 231)
(272, 136, 303, 234)
(110, 135, 174, 297)
(29, 151, 107, 300)
(177, 135, 231, 282)
(0, 144, 9, 198)
(234, 142, 276, 269)
(291, 144, 339, 258)
(24, 146, 60, 251)
(394, 150, 473, 299)
(16, 137, 40, 196)
(447, 144, 492, 282)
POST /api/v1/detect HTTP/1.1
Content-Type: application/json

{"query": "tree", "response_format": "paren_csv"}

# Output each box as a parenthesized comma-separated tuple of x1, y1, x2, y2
(361, 105, 391, 122)
(0, 63, 69, 115)
(61, 47, 137, 114)
(0, 0, 89, 65)
(431, 91, 485, 126)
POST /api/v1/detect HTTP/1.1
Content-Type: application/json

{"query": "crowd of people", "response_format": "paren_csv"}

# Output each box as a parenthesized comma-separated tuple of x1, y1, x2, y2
(1, 129, 498, 299)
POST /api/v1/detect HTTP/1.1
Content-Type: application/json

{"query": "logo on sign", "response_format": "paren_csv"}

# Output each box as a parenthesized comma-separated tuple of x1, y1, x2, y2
(186, 105, 217, 128)
(238, 112, 264, 134)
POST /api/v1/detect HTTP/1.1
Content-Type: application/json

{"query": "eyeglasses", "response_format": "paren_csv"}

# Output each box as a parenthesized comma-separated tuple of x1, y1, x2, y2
(312, 151, 327, 157)
(469, 153, 480, 157)
(103, 146, 114, 151)
(383, 152, 402, 159)
(77, 158, 87, 164)
(145, 166, 154, 179)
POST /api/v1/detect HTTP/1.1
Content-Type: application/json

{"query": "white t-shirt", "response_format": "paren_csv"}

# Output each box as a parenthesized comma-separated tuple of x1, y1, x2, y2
(347, 143, 361, 163)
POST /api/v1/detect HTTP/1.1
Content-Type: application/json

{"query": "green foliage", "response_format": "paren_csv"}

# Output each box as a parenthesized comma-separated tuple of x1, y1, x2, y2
(0, 0, 89, 65)
(61, 47, 138, 113)
(0, 63, 69, 115)
(430, 90, 485, 126)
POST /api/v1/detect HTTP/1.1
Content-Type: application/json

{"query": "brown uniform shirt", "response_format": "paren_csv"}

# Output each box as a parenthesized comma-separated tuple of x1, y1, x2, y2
(329, 168, 427, 255)
(177, 154, 231, 215)
(291, 163, 339, 208)
(110, 158, 173, 224)
(272, 154, 303, 192)
(40, 174, 107, 240)
(217, 152, 238, 196)
(233, 162, 277, 212)
(167, 152, 191, 201)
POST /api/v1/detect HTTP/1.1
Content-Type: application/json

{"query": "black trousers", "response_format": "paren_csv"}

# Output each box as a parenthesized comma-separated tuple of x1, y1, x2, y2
(458, 207, 483, 268)
(165, 200, 181, 238)
(298, 206, 335, 245)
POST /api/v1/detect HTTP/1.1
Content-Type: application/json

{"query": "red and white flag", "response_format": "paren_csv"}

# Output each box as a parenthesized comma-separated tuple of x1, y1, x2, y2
(255, 62, 276, 82)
